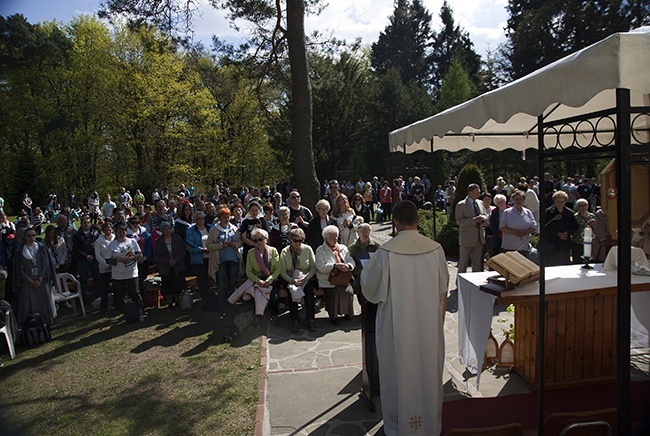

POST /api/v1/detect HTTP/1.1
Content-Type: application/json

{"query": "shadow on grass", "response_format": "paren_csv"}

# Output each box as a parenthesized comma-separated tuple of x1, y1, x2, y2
(1, 368, 256, 435)
(0, 295, 264, 435)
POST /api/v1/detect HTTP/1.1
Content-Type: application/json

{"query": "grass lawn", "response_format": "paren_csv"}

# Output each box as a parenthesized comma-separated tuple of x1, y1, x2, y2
(0, 297, 262, 435)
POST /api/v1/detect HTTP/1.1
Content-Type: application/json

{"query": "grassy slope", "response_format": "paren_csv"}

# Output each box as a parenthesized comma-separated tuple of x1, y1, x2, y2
(0, 300, 261, 435)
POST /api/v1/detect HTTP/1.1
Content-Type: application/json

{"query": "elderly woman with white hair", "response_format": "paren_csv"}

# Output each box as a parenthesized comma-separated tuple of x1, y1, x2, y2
(316, 225, 355, 326)
(571, 198, 596, 263)
(280, 227, 317, 332)
(306, 199, 337, 251)
(488, 194, 509, 257)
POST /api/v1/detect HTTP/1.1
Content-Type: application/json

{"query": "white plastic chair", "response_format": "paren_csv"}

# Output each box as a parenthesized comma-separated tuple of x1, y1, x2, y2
(0, 308, 16, 359)
(53, 273, 86, 319)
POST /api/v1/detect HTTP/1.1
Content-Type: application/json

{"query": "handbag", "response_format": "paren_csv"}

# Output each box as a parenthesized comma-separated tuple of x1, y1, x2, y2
(328, 267, 352, 287)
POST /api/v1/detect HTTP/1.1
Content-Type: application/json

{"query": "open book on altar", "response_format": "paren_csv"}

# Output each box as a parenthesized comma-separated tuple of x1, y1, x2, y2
(486, 251, 540, 285)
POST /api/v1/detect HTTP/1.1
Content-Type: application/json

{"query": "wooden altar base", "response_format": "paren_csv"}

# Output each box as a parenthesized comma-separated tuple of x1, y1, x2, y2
(498, 287, 619, 387)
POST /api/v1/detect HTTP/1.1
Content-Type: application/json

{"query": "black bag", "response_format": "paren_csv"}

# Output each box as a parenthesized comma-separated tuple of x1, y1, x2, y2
(22, 312, 51, 346)
(123, 299, 140, 323)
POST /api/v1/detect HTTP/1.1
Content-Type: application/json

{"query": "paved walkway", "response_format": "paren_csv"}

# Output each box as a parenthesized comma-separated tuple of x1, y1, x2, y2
(256, 222, 520, 435)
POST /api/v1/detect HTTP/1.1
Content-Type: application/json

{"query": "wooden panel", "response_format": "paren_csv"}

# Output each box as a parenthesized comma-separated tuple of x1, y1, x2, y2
(601, 293, 615, 376)
(554, 299, 567, 382)
(582, 295, 595, 379)
(525, 302, 538, 383)
(504, 283, 650, 387)
(545, 300, 557, 383)
(592, 294, 604, 377)
(564, 298, 576, 381)
(574, 297, 585, 380)
(514, 304, 523, 377)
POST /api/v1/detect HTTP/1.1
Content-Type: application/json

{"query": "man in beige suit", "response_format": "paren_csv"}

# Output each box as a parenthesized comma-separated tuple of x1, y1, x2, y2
(456, 183, 488, 274)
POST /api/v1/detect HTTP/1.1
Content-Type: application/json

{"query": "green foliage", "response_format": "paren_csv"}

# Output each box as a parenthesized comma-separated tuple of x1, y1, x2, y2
(0, 15, 286, 198)
(430, 1, 483, 97)
(436, 57, 475, 112)
(451, 163, 485, 219)
(503, 0, 650, 79)
(498, 304, 516, 340)
(371, 0, 433, 87)
(417, 209, 458, 258)
(436, 221, 460, 258)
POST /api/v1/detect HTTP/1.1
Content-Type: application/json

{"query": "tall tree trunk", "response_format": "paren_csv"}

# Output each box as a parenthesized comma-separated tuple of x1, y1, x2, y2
(286, 0, 320, 210)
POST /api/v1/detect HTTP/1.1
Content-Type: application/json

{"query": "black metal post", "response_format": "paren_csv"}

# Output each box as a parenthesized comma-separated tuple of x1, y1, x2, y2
(615, 88, 632, 436)
(537, 114, 546, 435)
(431, 138, 437, 239)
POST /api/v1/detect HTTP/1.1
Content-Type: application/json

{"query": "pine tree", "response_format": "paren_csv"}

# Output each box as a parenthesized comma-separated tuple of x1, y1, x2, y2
(370, 0, 433, 86)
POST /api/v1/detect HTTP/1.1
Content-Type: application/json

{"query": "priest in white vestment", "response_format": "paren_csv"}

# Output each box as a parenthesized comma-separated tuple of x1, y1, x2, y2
(361, 200, 449, 436)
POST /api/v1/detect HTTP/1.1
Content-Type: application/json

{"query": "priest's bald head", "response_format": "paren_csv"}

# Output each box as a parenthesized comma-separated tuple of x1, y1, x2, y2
(393, 200, 419, 230)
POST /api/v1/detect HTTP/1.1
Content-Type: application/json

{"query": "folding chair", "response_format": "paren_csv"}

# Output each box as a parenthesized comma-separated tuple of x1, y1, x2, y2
(0, 308, 16, 359)
(53, 273, 86, 319)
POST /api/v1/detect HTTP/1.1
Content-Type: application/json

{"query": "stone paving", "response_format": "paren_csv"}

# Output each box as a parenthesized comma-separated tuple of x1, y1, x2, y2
(260, 221, 519, 435)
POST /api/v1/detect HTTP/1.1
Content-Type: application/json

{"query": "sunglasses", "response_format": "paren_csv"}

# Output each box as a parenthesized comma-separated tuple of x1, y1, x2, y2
(253, 238, 266, 242)
(290, 196, 300, 199)
(291, 238, 303, 243)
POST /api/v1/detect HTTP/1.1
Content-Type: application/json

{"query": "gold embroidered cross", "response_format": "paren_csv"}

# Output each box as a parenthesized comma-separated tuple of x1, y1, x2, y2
(409, 415, 422, 429)
(390, 415, 398, 424)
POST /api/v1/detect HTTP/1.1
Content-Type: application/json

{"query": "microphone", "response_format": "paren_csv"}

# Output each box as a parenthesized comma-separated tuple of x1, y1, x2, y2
(544, 214, 562, 227)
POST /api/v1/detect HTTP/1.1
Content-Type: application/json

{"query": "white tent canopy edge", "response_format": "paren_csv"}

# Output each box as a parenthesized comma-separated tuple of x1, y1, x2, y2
(388, 27, 650, 154)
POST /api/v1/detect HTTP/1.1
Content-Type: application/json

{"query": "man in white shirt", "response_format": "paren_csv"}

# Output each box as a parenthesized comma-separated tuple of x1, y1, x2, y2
(101, 194, 116, 219)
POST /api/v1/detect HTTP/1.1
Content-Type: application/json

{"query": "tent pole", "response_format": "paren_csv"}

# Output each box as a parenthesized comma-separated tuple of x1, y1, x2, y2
(536, 115, 546, 434)
(431, 138, 436, 239)
(615, 88, 632, 436)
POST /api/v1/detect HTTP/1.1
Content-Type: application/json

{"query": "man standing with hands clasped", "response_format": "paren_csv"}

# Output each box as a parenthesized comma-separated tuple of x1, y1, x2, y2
(361, 200, 449, 436)
(456, 183, 489, 274)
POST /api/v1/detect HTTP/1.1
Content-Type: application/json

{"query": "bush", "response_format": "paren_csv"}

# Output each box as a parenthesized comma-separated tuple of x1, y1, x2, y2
(436, 222, 459, 259)
(417, 209, 446, 238)
(450, 163, 485, 223)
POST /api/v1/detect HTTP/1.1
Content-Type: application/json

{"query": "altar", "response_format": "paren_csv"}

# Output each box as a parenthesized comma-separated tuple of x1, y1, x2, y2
(458, 264, 650, 387)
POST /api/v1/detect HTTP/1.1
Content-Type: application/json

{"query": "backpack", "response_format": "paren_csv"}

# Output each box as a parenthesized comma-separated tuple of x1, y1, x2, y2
(123, 299, 140, 323)
(22, 312, 51, 346)
(180, 289, 193, 310)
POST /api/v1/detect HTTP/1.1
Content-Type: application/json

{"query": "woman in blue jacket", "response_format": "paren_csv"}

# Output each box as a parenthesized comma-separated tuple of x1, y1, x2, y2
(186, 211, 215, 310)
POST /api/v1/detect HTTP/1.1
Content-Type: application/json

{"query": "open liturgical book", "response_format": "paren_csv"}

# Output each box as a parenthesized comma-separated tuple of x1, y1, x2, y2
(486, 251, 540, 286)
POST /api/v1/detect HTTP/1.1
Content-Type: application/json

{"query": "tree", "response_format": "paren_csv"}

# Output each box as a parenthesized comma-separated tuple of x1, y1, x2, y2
(451, 163, 484, 222)
(503, 0, 650, 79)
(370, 0, 433, 87)
(430, 1, 482, 97)
(436, 57, 474, 112)
(100, 0, 322, 210)
(310, 49, 373, 178)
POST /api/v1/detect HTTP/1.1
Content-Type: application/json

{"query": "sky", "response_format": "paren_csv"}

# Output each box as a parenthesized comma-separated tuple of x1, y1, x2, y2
(0, 0, 509, 57)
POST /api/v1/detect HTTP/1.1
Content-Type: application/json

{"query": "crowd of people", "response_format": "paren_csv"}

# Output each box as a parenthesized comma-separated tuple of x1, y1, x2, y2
(0, 179, 393, 335)
(1, 170, 641, 335)
(2, 171, 648, 432)
(452, 171, 614, 275)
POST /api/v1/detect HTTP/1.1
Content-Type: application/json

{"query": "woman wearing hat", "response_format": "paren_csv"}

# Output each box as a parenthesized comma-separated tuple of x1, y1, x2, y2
(154, 221, 186, 309)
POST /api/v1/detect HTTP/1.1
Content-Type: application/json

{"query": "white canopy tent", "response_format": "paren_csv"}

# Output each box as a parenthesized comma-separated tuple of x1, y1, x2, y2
(387, 28, 650, 434)
(389, 28, 650, 154)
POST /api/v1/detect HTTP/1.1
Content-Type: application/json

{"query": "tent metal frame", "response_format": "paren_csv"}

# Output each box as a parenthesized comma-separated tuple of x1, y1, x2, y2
(534, 88, 648, 435)
(402, 88, 648, 435)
